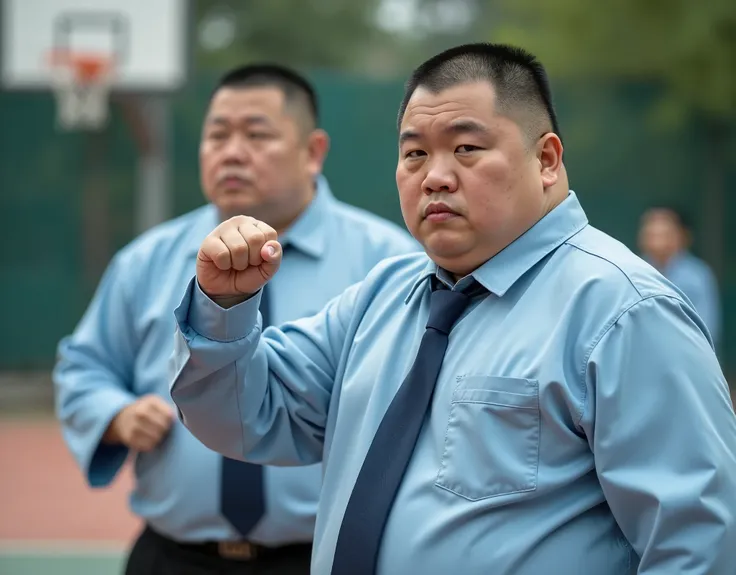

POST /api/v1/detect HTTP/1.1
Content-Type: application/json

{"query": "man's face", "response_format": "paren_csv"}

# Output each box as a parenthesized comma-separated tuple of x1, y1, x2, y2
(200, 86, 322, 224)
(396, 81, 561, 277)
(639, 210, 686, 264)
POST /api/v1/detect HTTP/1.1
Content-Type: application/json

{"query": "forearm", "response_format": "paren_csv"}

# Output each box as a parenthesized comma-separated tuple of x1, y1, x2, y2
(54, 360, 137, 486)
(170, 278, 339, 465)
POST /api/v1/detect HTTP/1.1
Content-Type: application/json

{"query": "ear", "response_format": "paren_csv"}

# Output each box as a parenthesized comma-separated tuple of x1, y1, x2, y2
(306, 129, 330, 178)
(536, 133, 563, 189)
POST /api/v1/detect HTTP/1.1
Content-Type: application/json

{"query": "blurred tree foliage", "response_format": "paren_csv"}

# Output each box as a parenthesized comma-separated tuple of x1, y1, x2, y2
(377, 0, 498, 73)
(193, 0, 734, 123)
(490, 0, 735, 127)
(192, 0, 502, 77)
(193, 0, 391, 73)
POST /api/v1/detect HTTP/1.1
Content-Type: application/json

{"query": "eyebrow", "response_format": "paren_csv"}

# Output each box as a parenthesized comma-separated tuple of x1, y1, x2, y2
(207, 114, 272, 127)
(399, 119, 490, 146)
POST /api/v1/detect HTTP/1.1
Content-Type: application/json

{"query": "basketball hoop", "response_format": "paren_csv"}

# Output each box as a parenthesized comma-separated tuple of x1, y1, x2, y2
(47, 49, 115, 131)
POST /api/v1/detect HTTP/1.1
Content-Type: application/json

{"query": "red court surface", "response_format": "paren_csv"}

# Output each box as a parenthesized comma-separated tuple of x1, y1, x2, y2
(1, 390, 733, 554)
(0, 416, 140, 546)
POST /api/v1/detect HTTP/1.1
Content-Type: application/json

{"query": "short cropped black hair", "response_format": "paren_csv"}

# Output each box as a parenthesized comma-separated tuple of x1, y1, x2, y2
(398, 43, 561, 144)
(213, 63, 319, 131)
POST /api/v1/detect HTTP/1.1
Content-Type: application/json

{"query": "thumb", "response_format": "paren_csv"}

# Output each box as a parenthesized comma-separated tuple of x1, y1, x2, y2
(155, 397, 175, 417)
(259, 240, 283, 279)
(147, 395, 175, 419)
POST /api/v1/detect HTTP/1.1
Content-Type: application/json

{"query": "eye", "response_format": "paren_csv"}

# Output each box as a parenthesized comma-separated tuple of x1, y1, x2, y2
(208, 131, 228, 140)
(247, 131, 273, 140)
(404, 149, 427, 159)
(456, 144, 482, 153)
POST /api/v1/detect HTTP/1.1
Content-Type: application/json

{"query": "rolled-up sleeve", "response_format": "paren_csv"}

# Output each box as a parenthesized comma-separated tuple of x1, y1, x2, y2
(170, 278, 359, 466)
(581, 294, 736, 574)
(53, 254, 138, 487)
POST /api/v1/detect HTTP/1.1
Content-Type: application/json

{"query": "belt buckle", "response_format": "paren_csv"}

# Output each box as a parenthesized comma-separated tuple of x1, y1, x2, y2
(218, 541, 256, 561)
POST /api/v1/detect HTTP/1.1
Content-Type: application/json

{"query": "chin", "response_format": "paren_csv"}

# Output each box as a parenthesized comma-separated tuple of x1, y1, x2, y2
(428, 254, 476, 280)
(425, 240, 483, 277)
(217, 194, 257, 214)
(422, 230, 470, 257)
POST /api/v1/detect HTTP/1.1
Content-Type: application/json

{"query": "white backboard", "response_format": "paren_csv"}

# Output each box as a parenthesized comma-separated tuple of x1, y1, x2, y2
(1, 0, 189, 92)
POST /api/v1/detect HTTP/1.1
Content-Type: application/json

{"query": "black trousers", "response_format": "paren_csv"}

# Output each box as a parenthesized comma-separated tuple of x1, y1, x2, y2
(124, 526, 312, 575)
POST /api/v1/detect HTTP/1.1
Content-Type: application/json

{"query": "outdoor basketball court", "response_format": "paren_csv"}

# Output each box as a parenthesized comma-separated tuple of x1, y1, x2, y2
(0, 416, 140, 574)
(1, 0, 188, 573)
(1, 0, 189, 232)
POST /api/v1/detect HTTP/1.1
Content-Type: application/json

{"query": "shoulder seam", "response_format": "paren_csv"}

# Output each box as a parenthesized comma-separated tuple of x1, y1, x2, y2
(565, 241, 644, 299)
(575, 293, 686, 428)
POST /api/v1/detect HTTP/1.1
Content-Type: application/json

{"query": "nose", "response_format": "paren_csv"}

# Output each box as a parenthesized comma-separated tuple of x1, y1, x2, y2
(222, 133, 251, 163)
(422, 156, 458, 195)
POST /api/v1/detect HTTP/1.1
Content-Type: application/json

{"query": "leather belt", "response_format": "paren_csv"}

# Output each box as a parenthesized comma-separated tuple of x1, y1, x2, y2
(145, 525, 311, 562)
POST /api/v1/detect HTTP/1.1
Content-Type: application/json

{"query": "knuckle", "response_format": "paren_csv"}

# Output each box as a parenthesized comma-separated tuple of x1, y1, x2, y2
(240, 220, 258, 233)
(230, 215, 250, 226)
(213, 249, 232, 267)
(214, 245, 230, 257)
(202, 238, 221, 256)
(230, 242, 248, 256)
(252, 229, 267, 244)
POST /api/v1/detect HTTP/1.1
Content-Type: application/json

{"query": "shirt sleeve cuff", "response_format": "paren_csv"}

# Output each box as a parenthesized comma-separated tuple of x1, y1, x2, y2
(179, 277, 262, 342)
(86, 391, 136, 487)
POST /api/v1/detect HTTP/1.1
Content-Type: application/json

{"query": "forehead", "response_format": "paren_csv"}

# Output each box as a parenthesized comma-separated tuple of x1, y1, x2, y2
(206, 86, 286, 121)
(400, 81, 498, 130)
(642, 210, 681, 230)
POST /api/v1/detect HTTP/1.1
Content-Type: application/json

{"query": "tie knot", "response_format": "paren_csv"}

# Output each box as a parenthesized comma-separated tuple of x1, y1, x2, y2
(426, 287, 474, 334)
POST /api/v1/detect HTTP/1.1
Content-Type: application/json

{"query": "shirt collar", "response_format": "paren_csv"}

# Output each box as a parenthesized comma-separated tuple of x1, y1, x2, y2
(186, 175, 334, 259)
(405, 190, 589, 302)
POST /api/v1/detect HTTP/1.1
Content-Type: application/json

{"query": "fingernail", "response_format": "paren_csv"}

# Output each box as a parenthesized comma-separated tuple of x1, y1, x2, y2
(267, 245, 276, 257)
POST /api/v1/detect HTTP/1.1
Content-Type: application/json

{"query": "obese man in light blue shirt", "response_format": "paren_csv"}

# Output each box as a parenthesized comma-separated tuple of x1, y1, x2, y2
(170, 44, 736, 574)
(53, 63, 418, 575)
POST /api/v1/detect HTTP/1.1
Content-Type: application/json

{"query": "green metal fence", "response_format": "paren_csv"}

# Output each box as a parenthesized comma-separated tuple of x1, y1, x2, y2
(1, 72, 734, 376)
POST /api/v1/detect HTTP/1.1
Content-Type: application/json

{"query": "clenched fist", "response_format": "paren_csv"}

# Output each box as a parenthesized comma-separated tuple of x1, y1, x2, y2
(197, 215, 282, 299)
(103, 395, 174, 452)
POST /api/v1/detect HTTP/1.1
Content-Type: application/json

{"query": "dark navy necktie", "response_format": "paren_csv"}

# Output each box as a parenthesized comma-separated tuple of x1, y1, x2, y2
(331, 282, 476, 574)
(220, 282, 271, 536)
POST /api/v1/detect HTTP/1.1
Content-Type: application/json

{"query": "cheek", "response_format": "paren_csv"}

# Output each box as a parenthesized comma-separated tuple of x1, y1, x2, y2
(477, 153, 516, 188)
(462, 156, 511, 200)
(262, 146, 300, 179)
(460, 161, 519, 230)
(199, 150, 217, 186)
(396, 167, 422, 215)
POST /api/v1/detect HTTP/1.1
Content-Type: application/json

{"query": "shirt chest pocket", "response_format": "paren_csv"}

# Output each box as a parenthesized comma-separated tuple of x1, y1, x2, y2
(436, 375, 540, 501)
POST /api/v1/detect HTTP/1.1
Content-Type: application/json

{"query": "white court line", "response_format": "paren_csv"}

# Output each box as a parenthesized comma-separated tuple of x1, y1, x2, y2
(0, 540, 126, 556)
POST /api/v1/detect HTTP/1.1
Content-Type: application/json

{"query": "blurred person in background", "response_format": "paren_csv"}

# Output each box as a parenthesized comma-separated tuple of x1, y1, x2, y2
(53, 63, 417, 575)
(638, 205, 721, 349)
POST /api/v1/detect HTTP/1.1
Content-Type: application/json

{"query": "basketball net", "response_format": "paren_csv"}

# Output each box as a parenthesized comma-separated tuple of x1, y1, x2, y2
(47, 50, 114, 131)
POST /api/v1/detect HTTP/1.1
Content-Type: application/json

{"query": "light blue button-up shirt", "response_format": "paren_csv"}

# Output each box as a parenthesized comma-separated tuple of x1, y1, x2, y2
(53, 177, 419, 545)
(651, 251, 721, 348)
(171, 191, 736, 574)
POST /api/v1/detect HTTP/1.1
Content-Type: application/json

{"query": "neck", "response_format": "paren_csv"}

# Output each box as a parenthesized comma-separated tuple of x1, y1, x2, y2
(651, 253, 677, 269)
(273, 184, 315, 234)
(217, 182, 316, 234)
(542, 169, 570, 217)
